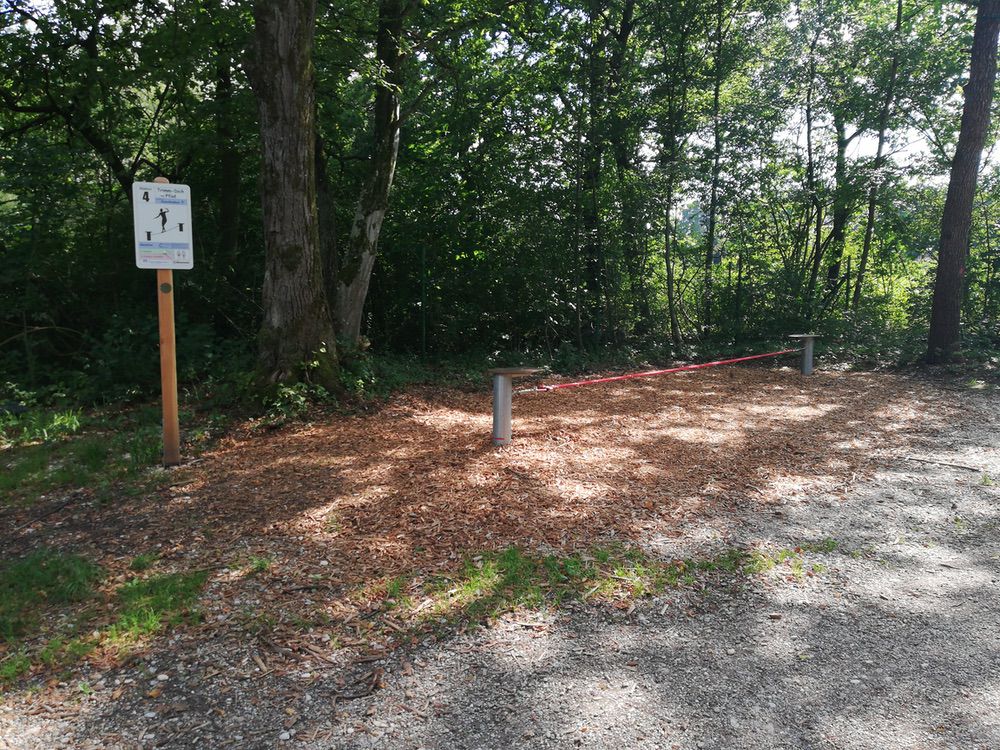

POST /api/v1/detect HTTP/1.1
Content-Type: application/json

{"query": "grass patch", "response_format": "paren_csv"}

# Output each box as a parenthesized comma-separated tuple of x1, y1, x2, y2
(105, 570, 208, 647)
(0, 651, 31, 683)
(0, 393, 230, 510)
(0, 547, 208, 689)
(0, 550, 102, 641)
(367, 540, 844, 639)
(247, 556, 273, 576)
(0, 409, 81, 448)
(129, 553, 160, 572)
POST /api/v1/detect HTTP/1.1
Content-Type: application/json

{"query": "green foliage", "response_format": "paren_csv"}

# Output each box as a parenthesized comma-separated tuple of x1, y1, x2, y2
(262, 382, 331, 424)
(0, 408, 80, 448)
(0, 0, 997, 400)
(0, 550, 102, 641)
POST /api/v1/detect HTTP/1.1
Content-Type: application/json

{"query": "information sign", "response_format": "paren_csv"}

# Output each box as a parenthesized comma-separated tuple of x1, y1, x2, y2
(132, 182, 194, 270)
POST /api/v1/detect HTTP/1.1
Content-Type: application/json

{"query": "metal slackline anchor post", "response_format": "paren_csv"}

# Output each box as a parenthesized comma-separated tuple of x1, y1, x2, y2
(789, 334, 820, 375)
(487, 367, 543, 446)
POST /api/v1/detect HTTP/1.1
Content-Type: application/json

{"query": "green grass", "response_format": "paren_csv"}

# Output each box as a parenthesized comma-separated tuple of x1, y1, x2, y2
(0, 445, 50, 496)
(370, 540, 845, 638)
(0, 550, 103, 641)
(0, 409, 81, 448)
(129, 553, 160, 572)
(0, 407, 169, 508)
(0, 651, 31, 682)
(0, 549, 208, 688)
(247, 556, 272, 575)
(106, 570, 208, 646)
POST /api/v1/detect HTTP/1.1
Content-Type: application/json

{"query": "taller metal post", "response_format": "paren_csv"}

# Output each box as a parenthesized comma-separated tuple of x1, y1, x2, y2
(492, 374, 513, 446)
(487, 367, 542, 446)
(801, 336, 815, 375)
(790, 334, 819, 375)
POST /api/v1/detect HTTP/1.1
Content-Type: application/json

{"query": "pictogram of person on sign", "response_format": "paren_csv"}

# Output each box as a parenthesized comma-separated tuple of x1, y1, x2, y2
(155, 208, 169, 232)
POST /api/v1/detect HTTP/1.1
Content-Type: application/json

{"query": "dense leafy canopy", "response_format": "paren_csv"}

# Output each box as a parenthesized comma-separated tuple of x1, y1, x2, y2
(1, 0, 997, 401)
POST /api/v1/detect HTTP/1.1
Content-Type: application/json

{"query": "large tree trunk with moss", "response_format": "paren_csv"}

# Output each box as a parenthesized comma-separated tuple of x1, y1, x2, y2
(927, 0, 1000, 363)
(248, 0, 338, 388)
(334, 0, 405, 343)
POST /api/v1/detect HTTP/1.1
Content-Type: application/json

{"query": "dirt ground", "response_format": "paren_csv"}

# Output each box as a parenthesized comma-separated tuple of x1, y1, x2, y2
(1, 364, 998, 749)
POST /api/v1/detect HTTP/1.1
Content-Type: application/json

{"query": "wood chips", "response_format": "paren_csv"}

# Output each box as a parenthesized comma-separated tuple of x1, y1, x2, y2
(147, 366, 943, 587)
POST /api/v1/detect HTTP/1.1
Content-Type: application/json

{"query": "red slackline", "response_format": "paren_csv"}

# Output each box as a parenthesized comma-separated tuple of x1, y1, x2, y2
(519, 348, 803, 394)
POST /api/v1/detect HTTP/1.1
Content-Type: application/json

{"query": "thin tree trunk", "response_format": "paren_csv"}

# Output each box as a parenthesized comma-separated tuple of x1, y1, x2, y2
(581, 0, 607, 345)
(985, 202, 996, 317)
(803, 31, 823, 317)
(606, 0, 639, 339)
(316, 131, 338, 312)
(704, 0, 725, 332)
(853, 0, 902, 310)
(825, 112, 851, 291)
(248, 0, 338, 388)
(335, 0, 406, 343)
(665, 174, 682, 348)
(216, 52, 241, 269)
(927, 0, 1000, 362)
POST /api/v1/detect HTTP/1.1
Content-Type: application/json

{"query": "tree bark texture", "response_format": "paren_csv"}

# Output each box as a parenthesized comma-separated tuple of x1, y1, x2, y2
(248, 0, 339, 388)
(335, 0, 405, 343)
(927, 0, 1000, 363)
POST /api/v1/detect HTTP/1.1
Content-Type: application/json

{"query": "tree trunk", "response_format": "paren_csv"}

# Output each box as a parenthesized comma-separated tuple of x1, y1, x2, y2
(927, 0, 1000, 363)
(334, 0, 405, 343)
(802, 33, 823, 317)
(664, 174, 682, 348)
(248, 0, 338, 388)
(704, 0, 726, 333)
(853, 0, 902, 310)
(606, 0, 640, 337)
(216, 52, 241, 269)
(581, 0, 608, 345)
(824, 112, 851, 292)
(316, 131, 339, 312)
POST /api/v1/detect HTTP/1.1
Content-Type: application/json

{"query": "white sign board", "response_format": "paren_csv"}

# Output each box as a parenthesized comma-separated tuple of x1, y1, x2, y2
(132, 182, 194, 270)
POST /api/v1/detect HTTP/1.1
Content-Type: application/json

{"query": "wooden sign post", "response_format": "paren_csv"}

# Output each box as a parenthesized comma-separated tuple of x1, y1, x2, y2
(132, 177, 194, 467)
(157, 266, 180, 466)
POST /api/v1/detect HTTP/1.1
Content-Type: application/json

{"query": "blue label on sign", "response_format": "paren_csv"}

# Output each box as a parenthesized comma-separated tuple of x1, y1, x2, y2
(139, 242, 191, 250)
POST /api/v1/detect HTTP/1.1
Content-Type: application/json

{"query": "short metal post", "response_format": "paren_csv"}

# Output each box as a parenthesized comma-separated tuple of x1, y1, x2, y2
(790, 334, 819, 375)
(492, 374, 513, 446)
(487, 367, 542, 446)
(801, 337, 814, 375)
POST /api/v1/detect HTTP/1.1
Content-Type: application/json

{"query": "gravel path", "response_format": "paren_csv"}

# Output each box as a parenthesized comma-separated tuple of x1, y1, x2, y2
(2, 380, 998, 750)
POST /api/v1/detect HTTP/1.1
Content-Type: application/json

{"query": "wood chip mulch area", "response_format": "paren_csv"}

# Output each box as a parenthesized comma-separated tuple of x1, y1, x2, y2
(144, 366, 945, 588)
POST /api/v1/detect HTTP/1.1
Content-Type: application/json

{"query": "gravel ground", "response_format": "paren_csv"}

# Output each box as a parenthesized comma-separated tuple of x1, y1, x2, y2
(2, 379, 998, 750)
